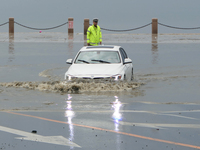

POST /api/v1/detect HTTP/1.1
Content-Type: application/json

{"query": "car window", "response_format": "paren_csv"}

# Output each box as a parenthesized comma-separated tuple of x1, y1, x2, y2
(120, 48, 128, 58)
(74, 51, 121, 64)
(119, 49, 126, 63)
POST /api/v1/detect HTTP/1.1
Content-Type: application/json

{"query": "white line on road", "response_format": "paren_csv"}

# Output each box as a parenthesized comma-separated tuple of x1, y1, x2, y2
(119, 121, 200, 129)
(160, 113, 198, 120)
(0, 125, 81, 147)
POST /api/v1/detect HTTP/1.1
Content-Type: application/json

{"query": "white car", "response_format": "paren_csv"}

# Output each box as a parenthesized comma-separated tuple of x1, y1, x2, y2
(65, 45, 133, 81)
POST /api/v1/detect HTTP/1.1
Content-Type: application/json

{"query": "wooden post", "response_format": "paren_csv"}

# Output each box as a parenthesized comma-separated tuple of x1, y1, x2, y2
(84, 19, 89, 36)
(9, 18, 14, 34)
(152, 18, 158, 34)
(68, 18, 74, 34)
(84, 19, 89, 45)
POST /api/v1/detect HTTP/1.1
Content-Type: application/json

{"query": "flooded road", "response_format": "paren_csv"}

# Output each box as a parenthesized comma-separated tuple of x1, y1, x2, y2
(0, 33, 200, 149)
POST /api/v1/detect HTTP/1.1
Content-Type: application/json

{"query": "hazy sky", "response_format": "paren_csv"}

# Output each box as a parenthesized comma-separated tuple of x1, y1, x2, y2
(0, 0, 200, 33)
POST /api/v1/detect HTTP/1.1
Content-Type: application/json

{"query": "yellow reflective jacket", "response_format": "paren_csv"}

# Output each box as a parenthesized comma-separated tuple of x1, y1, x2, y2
(87, 25, 102, 46)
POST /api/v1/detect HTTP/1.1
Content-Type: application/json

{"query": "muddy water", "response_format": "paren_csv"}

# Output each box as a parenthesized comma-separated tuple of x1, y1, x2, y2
(0, 80, 142, 93)
(0, 40, 200, 111)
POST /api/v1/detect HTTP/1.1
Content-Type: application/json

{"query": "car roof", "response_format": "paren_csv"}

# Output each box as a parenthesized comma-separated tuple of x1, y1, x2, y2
(80, 45, 121, 51)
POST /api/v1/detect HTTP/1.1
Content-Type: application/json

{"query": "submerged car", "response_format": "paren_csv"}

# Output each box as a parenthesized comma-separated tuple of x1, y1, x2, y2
(65, 45, 133, 81)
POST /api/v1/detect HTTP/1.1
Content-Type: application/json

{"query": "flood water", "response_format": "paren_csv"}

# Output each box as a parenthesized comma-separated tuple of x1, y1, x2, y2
(0, 34, 200, 109)
(0, 33, 200, 150)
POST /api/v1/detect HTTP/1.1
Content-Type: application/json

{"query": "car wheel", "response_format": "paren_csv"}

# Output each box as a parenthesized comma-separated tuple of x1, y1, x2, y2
(131, 68, 134, 81)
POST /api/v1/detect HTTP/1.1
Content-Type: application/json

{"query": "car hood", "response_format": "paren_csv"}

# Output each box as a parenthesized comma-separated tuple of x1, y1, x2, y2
(66, 64, 123, 77)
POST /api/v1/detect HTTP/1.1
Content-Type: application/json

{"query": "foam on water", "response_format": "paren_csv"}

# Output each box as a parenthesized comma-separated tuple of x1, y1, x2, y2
(0, 79, 143, 94)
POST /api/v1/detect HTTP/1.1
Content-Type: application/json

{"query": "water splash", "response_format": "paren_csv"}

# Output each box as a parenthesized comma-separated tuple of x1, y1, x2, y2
(0, 79, 143, 94)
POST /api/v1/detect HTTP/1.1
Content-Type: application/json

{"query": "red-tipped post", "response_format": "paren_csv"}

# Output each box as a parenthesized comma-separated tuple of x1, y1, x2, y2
(68, 18, 74, 34)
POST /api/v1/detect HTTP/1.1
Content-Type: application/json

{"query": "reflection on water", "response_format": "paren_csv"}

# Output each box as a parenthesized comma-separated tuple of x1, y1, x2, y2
(8, 33, 15, 62)
(68, 34, 74, 58)
(111, 96, 122, 150)
(111, 96, 122, 131)
(151, 34, 158, 64)
(65, 94, 75, 149)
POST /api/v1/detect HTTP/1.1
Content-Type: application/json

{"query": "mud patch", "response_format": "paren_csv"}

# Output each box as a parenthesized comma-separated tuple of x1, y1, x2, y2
(43, 102, 55, 105)
(0, 79, 143, 94)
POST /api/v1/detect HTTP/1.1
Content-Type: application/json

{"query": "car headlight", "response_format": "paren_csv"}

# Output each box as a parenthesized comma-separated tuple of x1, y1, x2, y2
(65, 74, 76, 81)
(111, 74, 122, 81)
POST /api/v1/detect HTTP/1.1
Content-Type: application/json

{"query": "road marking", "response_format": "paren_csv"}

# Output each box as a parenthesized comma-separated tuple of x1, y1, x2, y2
(119, 121, 200, 129)
(4, 111, 200, 149)
(1, 109, 200, 114)
(0, 125, 81, 148)
(160, 113, 198, 120)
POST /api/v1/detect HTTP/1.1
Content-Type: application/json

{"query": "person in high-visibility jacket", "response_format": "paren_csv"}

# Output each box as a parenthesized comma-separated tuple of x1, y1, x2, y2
(87, 18, 102, 46)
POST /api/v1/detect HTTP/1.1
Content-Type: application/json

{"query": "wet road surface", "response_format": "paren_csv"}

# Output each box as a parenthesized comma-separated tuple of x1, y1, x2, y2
(1, 101, 200, 150)
(0, 33, 200, 149)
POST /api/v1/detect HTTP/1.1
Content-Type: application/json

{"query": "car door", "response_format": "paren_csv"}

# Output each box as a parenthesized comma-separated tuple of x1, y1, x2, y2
(119, 48, 129, 80)
(120, 48, 132, 80)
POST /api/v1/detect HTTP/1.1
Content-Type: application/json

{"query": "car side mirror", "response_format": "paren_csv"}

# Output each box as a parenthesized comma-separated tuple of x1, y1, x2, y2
(66, 59, 73, 64)
(124, 58, 132, 64)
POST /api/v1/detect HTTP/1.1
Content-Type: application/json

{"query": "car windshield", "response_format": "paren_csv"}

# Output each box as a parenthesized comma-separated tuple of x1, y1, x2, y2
(75, 51, 121, 64)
